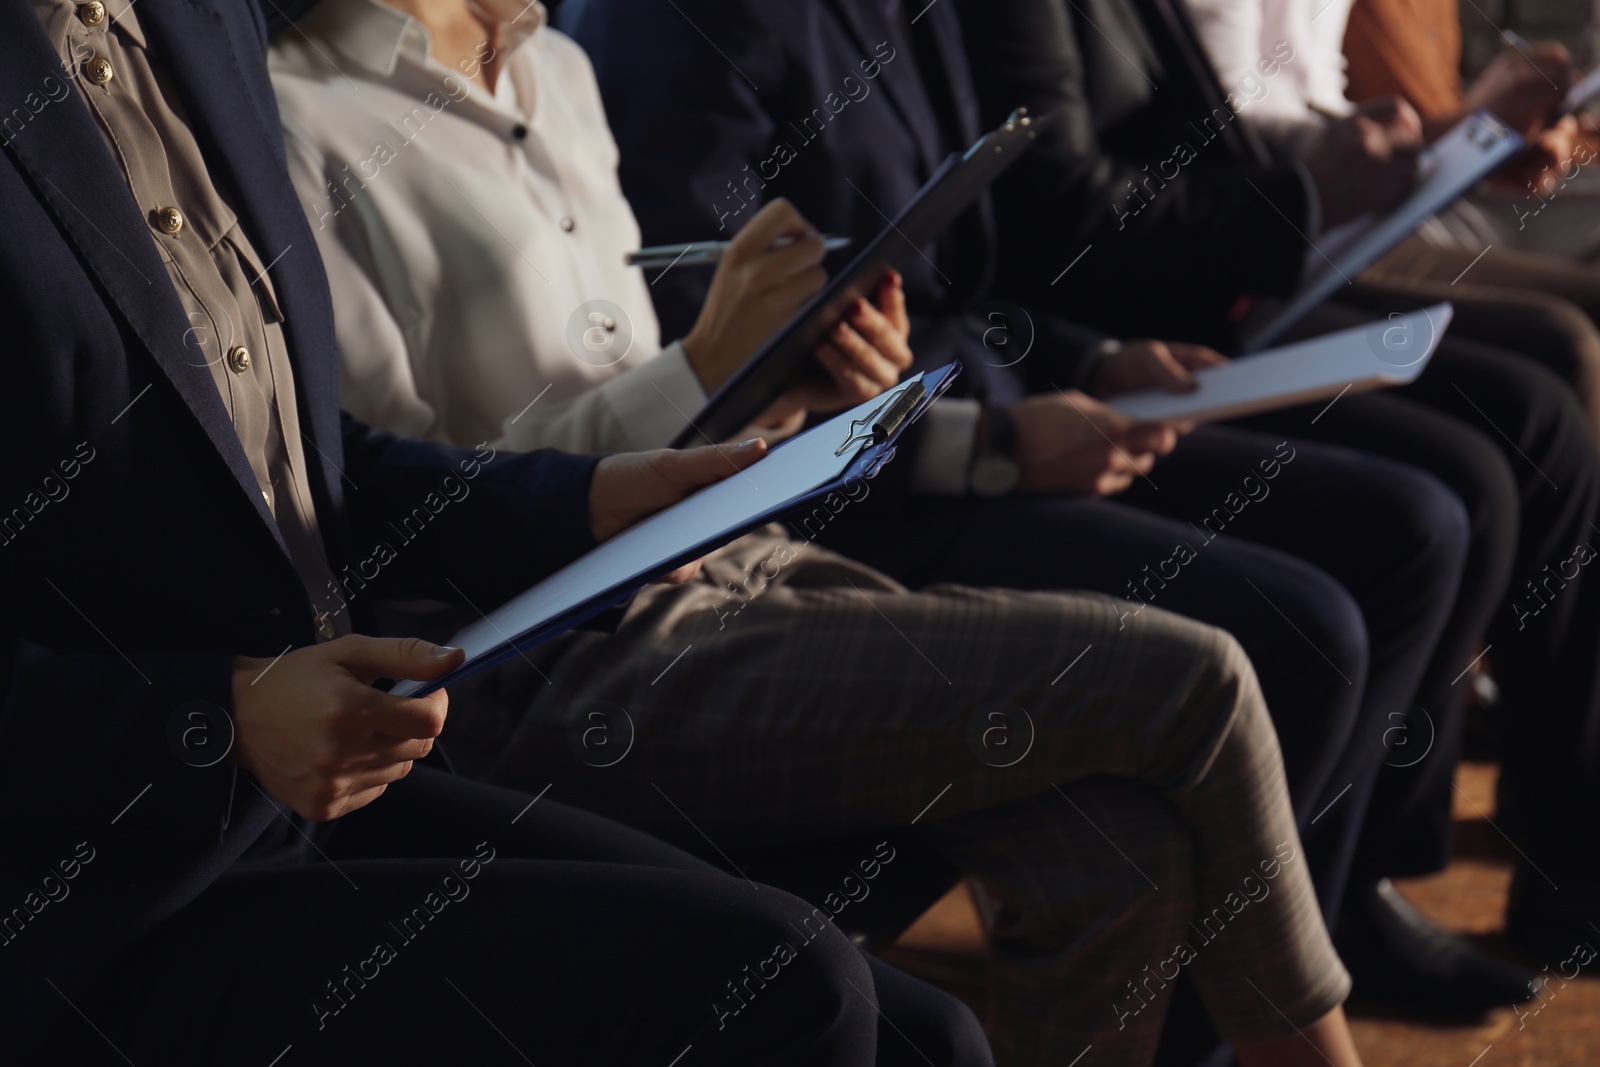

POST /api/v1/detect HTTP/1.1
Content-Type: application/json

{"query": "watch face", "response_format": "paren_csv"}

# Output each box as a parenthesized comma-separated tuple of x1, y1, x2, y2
(969, 455, 1021, 497)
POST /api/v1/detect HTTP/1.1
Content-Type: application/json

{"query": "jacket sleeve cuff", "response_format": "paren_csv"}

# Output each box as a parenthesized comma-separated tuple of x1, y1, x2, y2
(908, 397, 981, 496)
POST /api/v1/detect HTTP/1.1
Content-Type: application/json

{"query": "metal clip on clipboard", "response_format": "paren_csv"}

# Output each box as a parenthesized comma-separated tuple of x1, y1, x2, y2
(834, 381, 928, 455)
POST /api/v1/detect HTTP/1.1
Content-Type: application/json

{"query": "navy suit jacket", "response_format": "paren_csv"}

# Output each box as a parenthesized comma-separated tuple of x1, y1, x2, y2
(565, 0, 1316, 353)
(561, 0, 1108, 414)
(951, 0, 1318, 347)
(0, 0, 598, 1035)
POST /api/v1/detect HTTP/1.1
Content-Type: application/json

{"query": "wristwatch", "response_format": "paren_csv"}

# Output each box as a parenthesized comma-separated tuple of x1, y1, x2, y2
(968, 403, 1021, 497)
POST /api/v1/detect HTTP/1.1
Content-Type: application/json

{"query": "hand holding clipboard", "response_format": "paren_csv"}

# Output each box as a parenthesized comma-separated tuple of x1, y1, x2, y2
(391, 365, 961, 697)
(1241, 113, 1521, 352)
(672, 109, 1044, 448)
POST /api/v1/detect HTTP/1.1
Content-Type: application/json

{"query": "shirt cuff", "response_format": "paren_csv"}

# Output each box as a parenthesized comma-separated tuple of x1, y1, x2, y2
(602, 340, 709, 451)
(1074, 338, 1124, 392)
(908, 397, 981, 496)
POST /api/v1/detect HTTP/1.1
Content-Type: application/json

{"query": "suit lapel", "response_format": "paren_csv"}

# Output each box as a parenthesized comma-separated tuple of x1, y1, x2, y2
(0, 0, 296, 557)
(822, 0, 946, 176)
(918, 1, 981, 147)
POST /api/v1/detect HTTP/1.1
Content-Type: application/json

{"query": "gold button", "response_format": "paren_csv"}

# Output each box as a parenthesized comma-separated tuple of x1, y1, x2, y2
(156, 206, 184, 236)
(84, 56, 113, 86)
(79, 1, 106, 26)
(227, 345, 251, 374)
(314, 611, 336, 640)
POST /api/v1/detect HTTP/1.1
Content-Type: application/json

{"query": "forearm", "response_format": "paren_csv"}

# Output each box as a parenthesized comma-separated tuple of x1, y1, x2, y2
(492, 343, 706, 455)
(341, 413, 601, 607)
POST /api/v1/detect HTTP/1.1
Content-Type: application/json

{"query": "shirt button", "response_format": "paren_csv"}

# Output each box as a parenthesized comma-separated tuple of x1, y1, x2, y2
(156, 206, 184, 236)
(78, 1, 106, 26)
(559, 216, 575, 232)
(84, 56, 113, 86)
(227, 345, 252, 374)
(511, 123, 528, 140)
(314, 611, 336, 640)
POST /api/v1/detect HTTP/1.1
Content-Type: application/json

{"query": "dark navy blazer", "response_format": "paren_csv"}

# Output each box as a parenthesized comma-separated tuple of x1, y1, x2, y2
(0, 0, 597, 1036)
(564, 0, 1315, 353)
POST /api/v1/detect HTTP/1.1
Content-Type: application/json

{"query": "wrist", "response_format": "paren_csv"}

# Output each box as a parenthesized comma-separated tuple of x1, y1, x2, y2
(1082, 338, 1124, 396)
(968, 403, 1021, 497)
(681, 324, 739, 393)
(681, 328, 713, 389)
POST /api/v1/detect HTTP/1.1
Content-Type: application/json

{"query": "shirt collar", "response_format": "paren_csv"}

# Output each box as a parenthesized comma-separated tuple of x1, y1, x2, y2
(310, 0, 546, 79)
(106, 0, 146, 49)
(29, 0, 147, 48)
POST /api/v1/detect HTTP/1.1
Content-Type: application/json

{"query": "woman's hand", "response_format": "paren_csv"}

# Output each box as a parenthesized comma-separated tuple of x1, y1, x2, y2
(1464, 42, 1577, 139)
(682, 199, 829, 392)
(1492, 114, 1587, 196)
(754, 271, 913, 429)
(588, 439, 768, 582)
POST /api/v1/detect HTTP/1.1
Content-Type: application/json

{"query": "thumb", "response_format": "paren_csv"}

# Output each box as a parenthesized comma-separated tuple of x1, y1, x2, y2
(334, 635, 466, 685)
(663, 437, 769, 490)
(1168, 342, 1229, 372)
(1148, 344, 1199, 392)
(1121, 421, 1179, 456)
(1389, 99, 1424, 145)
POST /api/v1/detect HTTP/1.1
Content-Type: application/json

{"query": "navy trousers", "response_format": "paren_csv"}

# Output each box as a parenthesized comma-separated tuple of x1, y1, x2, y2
(40, 769, 991, 1067)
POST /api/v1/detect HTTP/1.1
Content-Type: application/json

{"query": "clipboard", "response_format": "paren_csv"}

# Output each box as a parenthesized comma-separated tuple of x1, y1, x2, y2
(391, 362, 962, 697)
(1111, 304, 1451, 423)
(1239, 111, 1523, 352)
(671, 109, 1043, 449)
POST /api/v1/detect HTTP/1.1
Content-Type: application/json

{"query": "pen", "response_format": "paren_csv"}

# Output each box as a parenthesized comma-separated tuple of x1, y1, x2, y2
(1502, 29, 1532, 52)
(625, 235, 851, 269)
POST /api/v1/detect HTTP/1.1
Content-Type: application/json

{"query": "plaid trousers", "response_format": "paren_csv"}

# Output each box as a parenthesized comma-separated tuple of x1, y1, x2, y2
(451, 529, 1350, 1065)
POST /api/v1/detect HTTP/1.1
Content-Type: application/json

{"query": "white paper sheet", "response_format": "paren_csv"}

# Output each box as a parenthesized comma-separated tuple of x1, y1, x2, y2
(1111, 304, 1452, 423)
(389, 377, 929, 696)
(1243, 113, 1521, 351)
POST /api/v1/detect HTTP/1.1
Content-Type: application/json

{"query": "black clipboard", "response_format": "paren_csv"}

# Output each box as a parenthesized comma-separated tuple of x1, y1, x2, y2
(671, 109, 1042, 449)
(392, 362, 962, 698)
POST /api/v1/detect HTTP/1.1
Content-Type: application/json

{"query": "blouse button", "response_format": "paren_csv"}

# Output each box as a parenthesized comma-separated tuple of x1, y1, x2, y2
(84, 56, 113, 86)
(79, 2, 106, 27)
(559, 216, 575, 233)
(227, 346, 252, 374)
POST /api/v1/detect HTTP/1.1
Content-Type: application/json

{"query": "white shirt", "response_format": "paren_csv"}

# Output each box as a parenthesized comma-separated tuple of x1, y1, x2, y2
(269, 0, 707, 453)
(1183, 0, 1355, 148)
(270, 0, 980, 493)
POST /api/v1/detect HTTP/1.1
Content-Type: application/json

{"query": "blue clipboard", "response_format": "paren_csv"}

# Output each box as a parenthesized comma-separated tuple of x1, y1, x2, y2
(391, 362, 961, 697)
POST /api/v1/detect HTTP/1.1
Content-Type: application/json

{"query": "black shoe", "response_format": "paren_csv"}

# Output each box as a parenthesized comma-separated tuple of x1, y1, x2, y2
(1336, 878, 1536, 1017)
(1504, 864, 1600, 960)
